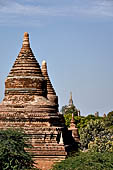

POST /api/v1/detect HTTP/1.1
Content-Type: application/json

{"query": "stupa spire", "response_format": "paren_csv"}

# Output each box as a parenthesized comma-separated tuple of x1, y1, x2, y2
(41, 60, 56, 96)
(69, 92, 73, 106)
(8, 32, 42, 77)
(70, 113, 76, 128)
(41, 60, 58, 105)
(4, 32, 45, 99)
(69, 113, 80, 142)
(22, 32, 30, 49)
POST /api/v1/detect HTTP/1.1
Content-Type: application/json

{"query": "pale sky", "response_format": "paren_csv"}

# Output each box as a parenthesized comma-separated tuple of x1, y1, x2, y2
(0, 0, 113, 116)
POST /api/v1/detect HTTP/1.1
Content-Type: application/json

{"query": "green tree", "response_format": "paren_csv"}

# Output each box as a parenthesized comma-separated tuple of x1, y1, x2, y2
(104, 111, 113, 129)
(51, 151, 113, 170)
(80, 119, 113, 151)
(80, 119, 105, 149)
(88, 133, 113, 152)
(0, 128, 38, 170)
(64, 113, 72, 127)
(76, 115, 97, 129)
(64, 113, 101, 129)
(61, 105, 78, 116)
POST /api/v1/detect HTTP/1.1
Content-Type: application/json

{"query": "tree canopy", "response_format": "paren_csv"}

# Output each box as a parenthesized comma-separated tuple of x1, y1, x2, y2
(80, 119, 113, 151)
(61, 104, 78, 116)
(104, 111, 113, 129)
(51, 151, 113, 170)
(0, 128, 38, 170)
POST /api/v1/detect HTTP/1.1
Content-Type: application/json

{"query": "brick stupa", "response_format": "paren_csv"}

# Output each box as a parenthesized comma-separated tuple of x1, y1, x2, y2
(0, 33, 78, 170)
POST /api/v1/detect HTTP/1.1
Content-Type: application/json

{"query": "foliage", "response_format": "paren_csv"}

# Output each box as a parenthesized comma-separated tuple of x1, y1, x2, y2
(64, 113, 73, 127)
(88, 134, 113, 152)
(61, 105, 78, 116)
(80, 119, 104, 149)
(0, 128, 38, 170)
(76, 115, 101, 129)
(64, 113, 101, 129)
(51, 151, 113, 170)
(104, 111, 113, 129)
(80, 119, 113, 151)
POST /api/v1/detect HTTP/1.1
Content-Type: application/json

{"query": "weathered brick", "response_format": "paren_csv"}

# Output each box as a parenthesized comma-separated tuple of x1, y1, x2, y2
(0, 32, 79, 170)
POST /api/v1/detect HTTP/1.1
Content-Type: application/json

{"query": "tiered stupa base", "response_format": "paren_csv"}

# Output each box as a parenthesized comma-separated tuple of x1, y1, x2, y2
(0, 102, 67, 170)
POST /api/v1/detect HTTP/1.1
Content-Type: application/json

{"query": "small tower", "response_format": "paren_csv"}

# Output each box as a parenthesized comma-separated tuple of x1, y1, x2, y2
(70, 113, 76, 129)
(62, 92, 80, 116)
(68, 113, 79, 142)
(69, 92, 73, 106)
(103, 113, 106, 118)
(95, 112, 99, 117)
(41, 60, 58, 106)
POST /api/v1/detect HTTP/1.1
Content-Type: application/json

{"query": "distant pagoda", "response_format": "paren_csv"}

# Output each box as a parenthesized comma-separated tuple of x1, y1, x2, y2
(62, 92, 80, 116)
(0, 33, 78, 170)
(69, 92, 73, 106)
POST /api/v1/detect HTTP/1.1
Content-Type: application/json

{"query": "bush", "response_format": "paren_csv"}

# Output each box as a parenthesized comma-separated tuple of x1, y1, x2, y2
(80, 119, 106, 149)
(0, 128, 38, 170)
(51, 151, 113, 170)
(104, 111, 113, 129)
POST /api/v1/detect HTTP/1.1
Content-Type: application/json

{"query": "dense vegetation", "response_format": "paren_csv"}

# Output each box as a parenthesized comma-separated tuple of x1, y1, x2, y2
(51, 107, 113, 170)
(80, 119, 113, 151)
(61, 104, 78, 116)
(64, 113, 102, 128)
(63, 107, 113, 151)
(63, 106, 113, 130)
(52, 152, 113, 170)
(0, 129, 38, 170)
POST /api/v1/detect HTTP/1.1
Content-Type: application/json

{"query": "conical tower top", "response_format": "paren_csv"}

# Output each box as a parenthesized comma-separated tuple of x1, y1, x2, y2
(4, 32, 45, 99)
(41, 60, 56, 96)
(41, 60, 58, 106)
(71, 113, 75, 124)
(69, 92, 73, 106)
(22, 32, 30, 49)
(42, 60, 47, 70)
(69, 113, 76, 128)
(8, 32, 42, 77)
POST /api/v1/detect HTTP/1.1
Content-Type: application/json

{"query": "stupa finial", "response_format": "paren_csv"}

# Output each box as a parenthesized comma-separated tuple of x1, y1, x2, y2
(69, 91, 73, 106)
(22, 32, 30, 49)
(42, 60, 47, 70)
(71, 113, 75, 124)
